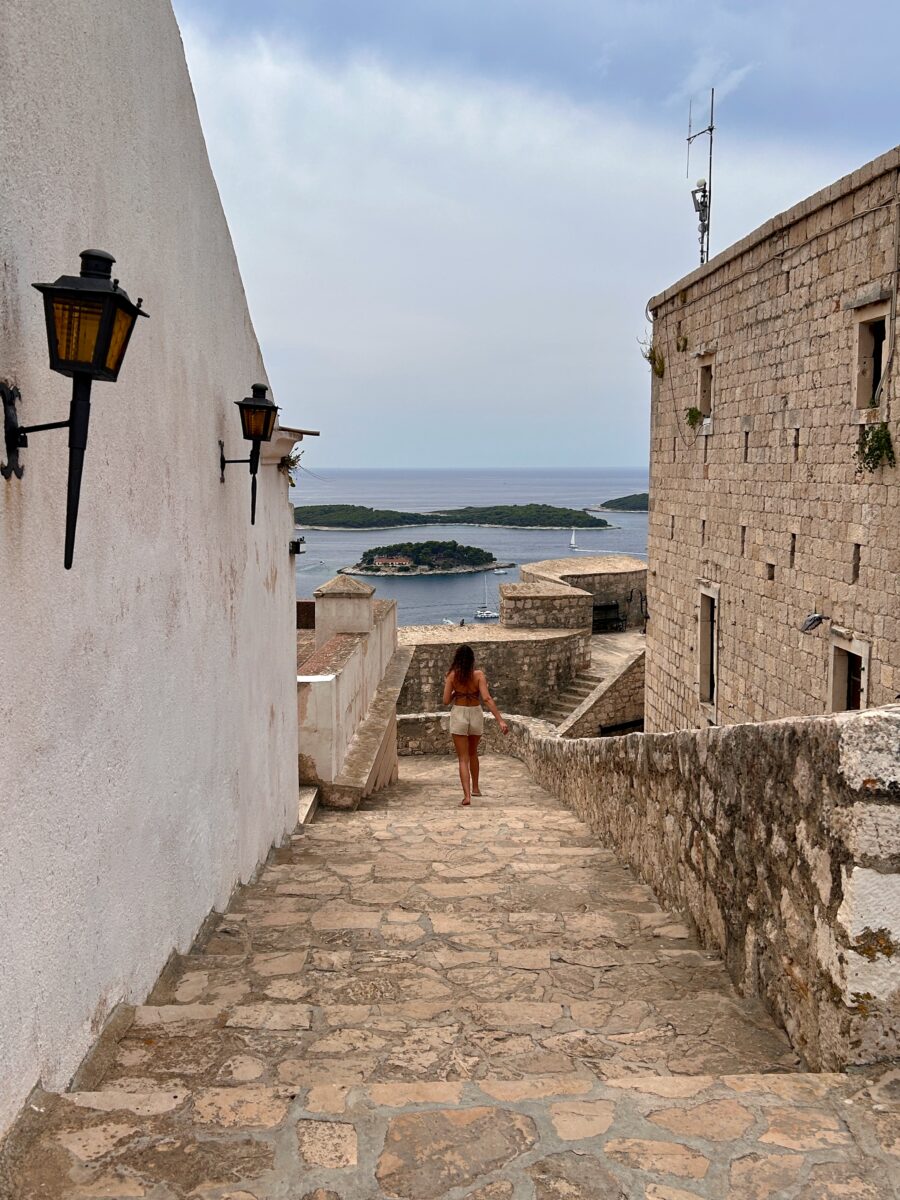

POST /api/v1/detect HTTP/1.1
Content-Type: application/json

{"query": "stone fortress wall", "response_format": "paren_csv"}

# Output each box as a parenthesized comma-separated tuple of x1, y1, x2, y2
(646, 147, 900, 732)
(498, 580, 593, 629)
(520, 556, 647, 630)
(397, 705, 900, 1072)
(0, 0, 301, 1135)
(397, 623, 591, 717)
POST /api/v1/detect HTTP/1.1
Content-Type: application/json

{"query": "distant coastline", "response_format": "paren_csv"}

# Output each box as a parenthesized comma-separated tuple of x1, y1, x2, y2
(294, 502, 611, 531)
(301, 521, 616, 532)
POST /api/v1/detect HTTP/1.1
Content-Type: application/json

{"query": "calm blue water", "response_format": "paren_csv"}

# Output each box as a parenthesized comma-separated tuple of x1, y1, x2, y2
(291, 468, 648, 626)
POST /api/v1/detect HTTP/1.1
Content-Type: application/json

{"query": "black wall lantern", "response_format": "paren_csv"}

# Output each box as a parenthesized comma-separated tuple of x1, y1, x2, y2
(219, 383, 280, 525)
(1, 249, 148, 567)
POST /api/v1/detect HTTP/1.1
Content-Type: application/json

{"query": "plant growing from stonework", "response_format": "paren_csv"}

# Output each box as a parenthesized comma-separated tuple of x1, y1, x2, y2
(855, 422, 896, 475)
(676, 334, 688, 352)
(684, 406, 704, 431)
(639, 335, 665, 378)
(280, 446, 303, 487)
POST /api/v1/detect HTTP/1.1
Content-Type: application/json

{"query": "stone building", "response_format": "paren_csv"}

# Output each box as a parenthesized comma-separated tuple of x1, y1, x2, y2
(646, 147, 900, 732)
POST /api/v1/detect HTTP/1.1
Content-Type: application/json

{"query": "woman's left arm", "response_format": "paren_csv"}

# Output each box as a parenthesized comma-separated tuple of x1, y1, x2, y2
(478, 672, 509, 734)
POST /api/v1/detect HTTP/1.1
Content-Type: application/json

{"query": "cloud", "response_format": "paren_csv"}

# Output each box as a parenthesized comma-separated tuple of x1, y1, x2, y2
(180, 22, 861, 468)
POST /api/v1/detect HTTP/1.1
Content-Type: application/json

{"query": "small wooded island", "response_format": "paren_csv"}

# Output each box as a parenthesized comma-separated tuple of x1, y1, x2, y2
(587, 492, 649, 512)
(295, 503, 609, 530)
(344, 540, 511, 576)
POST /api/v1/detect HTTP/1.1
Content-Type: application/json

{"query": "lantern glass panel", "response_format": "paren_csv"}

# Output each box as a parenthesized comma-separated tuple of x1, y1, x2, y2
(52, 298, 104, 368)
(105, 305, 137, 374)
(260, 404, 278, 441)
(240, 405, 269, 441)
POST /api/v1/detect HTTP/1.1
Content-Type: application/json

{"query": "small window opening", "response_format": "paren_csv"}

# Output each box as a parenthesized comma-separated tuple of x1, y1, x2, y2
(852, 543, 861, 583)
(793, 427, 800, 462)
(669, 515, 675, 540)
(767, 562, 775, 581)
(701, 519, 706, 546)
(789, 533, 796, 569)
(703, 436, 708, 464)
(698, 362, 713, 418)
(699, 593, 717, 705)
(857, 314, 888, 408)
(743, 431, 749, 463)
(740, 525, 747, 556)
(672, 437, 677, 462)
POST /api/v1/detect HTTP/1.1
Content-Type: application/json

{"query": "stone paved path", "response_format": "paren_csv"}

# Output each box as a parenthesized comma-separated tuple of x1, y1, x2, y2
(5, 756, 899, 1199)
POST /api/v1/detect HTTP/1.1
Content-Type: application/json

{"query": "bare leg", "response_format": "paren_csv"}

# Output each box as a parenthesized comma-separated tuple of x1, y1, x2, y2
(452, 734, 472, 805)
(469, 735, 482, 795)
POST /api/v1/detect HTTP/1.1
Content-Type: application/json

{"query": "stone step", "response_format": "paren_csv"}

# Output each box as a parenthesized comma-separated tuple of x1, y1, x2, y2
(14, 1068, 892, 1200)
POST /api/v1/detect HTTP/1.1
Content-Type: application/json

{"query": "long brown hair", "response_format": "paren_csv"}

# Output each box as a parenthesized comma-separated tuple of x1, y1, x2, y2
(449, 644, 475, 688)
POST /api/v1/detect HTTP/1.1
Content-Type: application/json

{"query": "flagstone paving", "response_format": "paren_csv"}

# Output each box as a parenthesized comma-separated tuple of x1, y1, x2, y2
(4, 755, 899, 1198)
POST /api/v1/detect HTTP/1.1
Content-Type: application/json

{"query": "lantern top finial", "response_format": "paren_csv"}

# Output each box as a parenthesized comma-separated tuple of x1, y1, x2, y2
(79, 250, 116, 280)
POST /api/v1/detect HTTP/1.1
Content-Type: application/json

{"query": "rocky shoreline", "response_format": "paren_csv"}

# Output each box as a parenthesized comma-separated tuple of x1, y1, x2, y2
(340, 561, 515, 578)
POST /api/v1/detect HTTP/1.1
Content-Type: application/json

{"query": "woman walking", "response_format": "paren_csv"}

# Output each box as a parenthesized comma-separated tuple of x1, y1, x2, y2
(442, 644, 508, 806)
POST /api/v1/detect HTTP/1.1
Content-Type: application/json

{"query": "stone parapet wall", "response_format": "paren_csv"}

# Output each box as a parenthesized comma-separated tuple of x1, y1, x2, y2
(499, 581, 593, 630)
(397, 705, 900, 1070)
(646, 148, 900, 731)
(558, 650, 645, 738)
(397, 625, 590, 716)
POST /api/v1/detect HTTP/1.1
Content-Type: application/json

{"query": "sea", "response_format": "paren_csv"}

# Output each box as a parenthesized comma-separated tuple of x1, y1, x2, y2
(291, 468, 649, 626)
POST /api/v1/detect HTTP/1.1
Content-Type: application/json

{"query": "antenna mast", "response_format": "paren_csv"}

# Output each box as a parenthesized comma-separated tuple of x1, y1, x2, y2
(687, 88, 715, 265)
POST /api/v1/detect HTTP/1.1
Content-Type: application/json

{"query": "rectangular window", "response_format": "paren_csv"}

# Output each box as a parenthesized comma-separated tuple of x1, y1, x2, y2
(701, 519, 706, 546)
(740, 525, 747, 556)
(699, 592, 717, 706)
(743, 431, 749, 463)
(697, 361, 713, 417)
(672, 437, 677, 462)
(855, 305, 890, 409)
(852, 543, 861, 583)
(669, 515, 675, 540)
(793, 427, 800, 462)
(767, 562, 775, 581)
(829, 634, 870, 713)
(789, 533, 796, 569)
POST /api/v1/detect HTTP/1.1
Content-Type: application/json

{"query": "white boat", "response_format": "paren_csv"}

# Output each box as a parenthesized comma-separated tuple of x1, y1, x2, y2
(569, 527, 591, 552)
(492, 568, 509, 575)
(441, 618, 456, 626)
(474, 574, 499, 621)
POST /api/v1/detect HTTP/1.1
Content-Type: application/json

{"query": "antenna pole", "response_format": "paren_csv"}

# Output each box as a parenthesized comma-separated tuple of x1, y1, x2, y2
(687, 87, 715, 265)
(706, 88, 715, 262)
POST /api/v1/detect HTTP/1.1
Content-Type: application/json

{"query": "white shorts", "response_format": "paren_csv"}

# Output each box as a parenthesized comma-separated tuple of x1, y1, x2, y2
(449, 705, 484, 736)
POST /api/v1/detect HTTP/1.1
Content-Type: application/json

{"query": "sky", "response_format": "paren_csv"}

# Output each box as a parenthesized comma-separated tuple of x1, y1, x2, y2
(173, 0, 900, 469)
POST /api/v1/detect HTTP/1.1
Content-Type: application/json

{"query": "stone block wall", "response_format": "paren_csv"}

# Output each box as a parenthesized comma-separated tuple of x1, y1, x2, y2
(646, 148, 900, 732)
(558, 650, 645, 738)
(499, 581, 593, 629)
(397, 705, 900, 1071)
(397, 625, 590, 717)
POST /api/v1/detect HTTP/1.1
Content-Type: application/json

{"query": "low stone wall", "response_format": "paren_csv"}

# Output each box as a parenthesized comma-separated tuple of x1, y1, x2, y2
(397, 625, 590, 717)
(559, 650, 645, 738)
(397, 706, 900, 1070)
(499, 581, 592, 630)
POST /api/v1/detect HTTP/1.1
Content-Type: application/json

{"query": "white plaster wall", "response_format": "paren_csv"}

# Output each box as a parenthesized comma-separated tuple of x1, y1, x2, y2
(0, 1, 299, 1135)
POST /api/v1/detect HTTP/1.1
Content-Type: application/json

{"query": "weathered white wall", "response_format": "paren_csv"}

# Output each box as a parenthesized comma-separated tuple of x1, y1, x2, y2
(0, 1, 299, 1135)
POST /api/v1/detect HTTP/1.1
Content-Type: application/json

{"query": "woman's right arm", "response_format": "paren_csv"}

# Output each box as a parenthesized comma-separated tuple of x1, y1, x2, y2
(442, 671, 454, 706)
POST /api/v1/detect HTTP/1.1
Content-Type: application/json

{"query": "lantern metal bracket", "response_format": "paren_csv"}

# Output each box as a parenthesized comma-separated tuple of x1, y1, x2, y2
(219, 439, 253, 482)
(2, 381, 79, 480)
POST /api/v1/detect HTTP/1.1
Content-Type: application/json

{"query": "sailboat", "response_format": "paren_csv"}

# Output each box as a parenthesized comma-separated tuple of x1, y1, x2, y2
(474, 573, 499, 620)
(569, 527, 590, 552)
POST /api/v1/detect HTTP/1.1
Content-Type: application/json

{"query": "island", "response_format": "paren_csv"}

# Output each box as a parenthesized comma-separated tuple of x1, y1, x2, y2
(343, 540, 512, 576)
(294, 503, 610, 530)
(587, 492, 649, 512)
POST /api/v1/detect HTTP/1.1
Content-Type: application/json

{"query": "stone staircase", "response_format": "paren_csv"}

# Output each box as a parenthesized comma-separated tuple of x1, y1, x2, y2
(3, 756, 897, 1199)
(541, 667, 605, 725)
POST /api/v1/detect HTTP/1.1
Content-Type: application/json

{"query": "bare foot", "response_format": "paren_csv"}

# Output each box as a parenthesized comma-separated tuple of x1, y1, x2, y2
(472, 789, 482, 796)
(461, 797, 471, 806)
